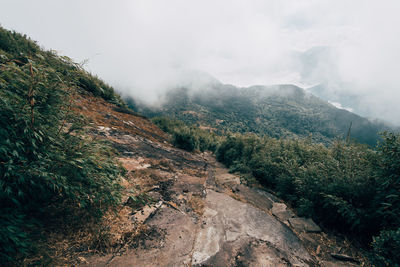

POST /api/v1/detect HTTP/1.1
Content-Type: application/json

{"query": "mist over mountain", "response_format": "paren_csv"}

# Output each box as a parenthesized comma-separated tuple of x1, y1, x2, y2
(128, 76, 392, 146)
(294, 46, 400, 126)
(2, 1, 400, 126)
(307, 83, 400, 128)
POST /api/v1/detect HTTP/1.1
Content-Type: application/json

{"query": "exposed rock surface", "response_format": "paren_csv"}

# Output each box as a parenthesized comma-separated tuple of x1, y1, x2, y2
(289, 218, 322, 233)
(272, 202, 296, 222)
(76, 96, 369, 266)
(191, 190, 311, 266)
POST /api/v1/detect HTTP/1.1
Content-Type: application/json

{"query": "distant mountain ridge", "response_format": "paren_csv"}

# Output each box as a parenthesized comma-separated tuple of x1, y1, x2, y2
(129, 79, 392, 146)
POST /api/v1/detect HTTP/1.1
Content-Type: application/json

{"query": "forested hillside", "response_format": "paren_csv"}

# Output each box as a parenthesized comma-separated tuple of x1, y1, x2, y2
(132, 82, 391, 146)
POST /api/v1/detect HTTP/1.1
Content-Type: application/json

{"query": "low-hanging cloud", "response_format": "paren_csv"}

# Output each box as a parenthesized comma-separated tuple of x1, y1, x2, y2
(1, 0, 400, 124)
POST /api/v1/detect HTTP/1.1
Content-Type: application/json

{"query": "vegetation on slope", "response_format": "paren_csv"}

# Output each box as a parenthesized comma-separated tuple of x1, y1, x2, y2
(156, 116, 400, 265)
(0, 27, 125, 106)
(152, 117, 220, 152)
(134, 84, 390, 146)
(0, 27, 124, 264)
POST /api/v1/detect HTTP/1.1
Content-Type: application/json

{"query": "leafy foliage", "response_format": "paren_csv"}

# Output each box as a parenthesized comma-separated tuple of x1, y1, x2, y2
(374, 132, 400, 229)
(0, 26, 125, 106)
(0, 28, 38, 56)
(153, 117, 220, 152)
(372, 228, 400, 266)
(216, 132, 400, 264)
(0, 26, 123, 263)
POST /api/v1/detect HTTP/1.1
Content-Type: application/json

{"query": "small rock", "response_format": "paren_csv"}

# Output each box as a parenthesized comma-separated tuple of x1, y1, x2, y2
(0, 54, 8, 63)
(120, 177, 130, 188)
(300, 232, 316, 243)
(316, 245, 321, 255)
(147, 191, 162, 201)
(77, 256, 88, 264)
(231, 185, 240, 193)
(271, 202, 295, 222)
(330, 253, 360, 263)
(226, 230, 240, 242)
(288, 217, 321, 233)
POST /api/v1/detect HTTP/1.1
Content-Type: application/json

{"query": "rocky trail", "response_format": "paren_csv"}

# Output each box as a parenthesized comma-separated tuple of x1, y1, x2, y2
(72, 96, 370, 266)
(79, 126, 366, 266)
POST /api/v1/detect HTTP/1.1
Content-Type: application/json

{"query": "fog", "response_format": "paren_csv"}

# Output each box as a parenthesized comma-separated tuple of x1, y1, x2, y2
(1, 1, 400, 124)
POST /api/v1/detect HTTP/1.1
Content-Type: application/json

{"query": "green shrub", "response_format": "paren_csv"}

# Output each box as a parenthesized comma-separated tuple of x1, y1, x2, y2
(153, 116, 220, 152)
(372, 228, 400, 266)
(76, 73, 122, 104)
(172, 127, 197, 151)
(374, 132, 400, 230)
(153, 117, 185, 133)
(0, 211, 29, 263)
(215, 132, 400, 264)
(0, 28, 38, 55)
(78, 75, 102, 96)
(0, 51, 122, 263)
(0, 26, 124, 107)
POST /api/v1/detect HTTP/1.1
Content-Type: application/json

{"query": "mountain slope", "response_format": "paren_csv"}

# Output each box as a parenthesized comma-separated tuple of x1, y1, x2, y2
(0, 26, 136, 264)
(132, 82, 390, 146)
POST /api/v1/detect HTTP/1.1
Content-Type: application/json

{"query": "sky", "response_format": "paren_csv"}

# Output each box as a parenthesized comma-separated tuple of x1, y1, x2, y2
(1, 0, 400, 125)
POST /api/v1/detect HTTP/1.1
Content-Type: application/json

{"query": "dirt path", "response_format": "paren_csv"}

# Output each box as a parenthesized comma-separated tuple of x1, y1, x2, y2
(82, 128, 366, 267)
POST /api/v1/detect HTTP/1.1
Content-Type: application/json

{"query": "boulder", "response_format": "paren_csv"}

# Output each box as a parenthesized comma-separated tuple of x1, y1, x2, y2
(271, 202, 295, 222)
(288, 217, 321, 233)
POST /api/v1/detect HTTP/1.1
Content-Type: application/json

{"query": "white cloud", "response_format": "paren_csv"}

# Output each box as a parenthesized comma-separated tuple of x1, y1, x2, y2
(1, 0, 400, 124)
(328, 101, 354, 113)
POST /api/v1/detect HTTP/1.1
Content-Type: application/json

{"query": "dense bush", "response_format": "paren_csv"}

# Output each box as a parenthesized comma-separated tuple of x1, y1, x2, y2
(372, 228, 400, 266)
(216, 132, 400, 264)
(0, 29, 123, 263)
(0, 28, 38, 55)
(0, 26, 125, 107)
(153, 117, 220, 152)
(172, 127, 198, 151)
(374, 132, 400, 230)
(76, 72, 123, 104)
